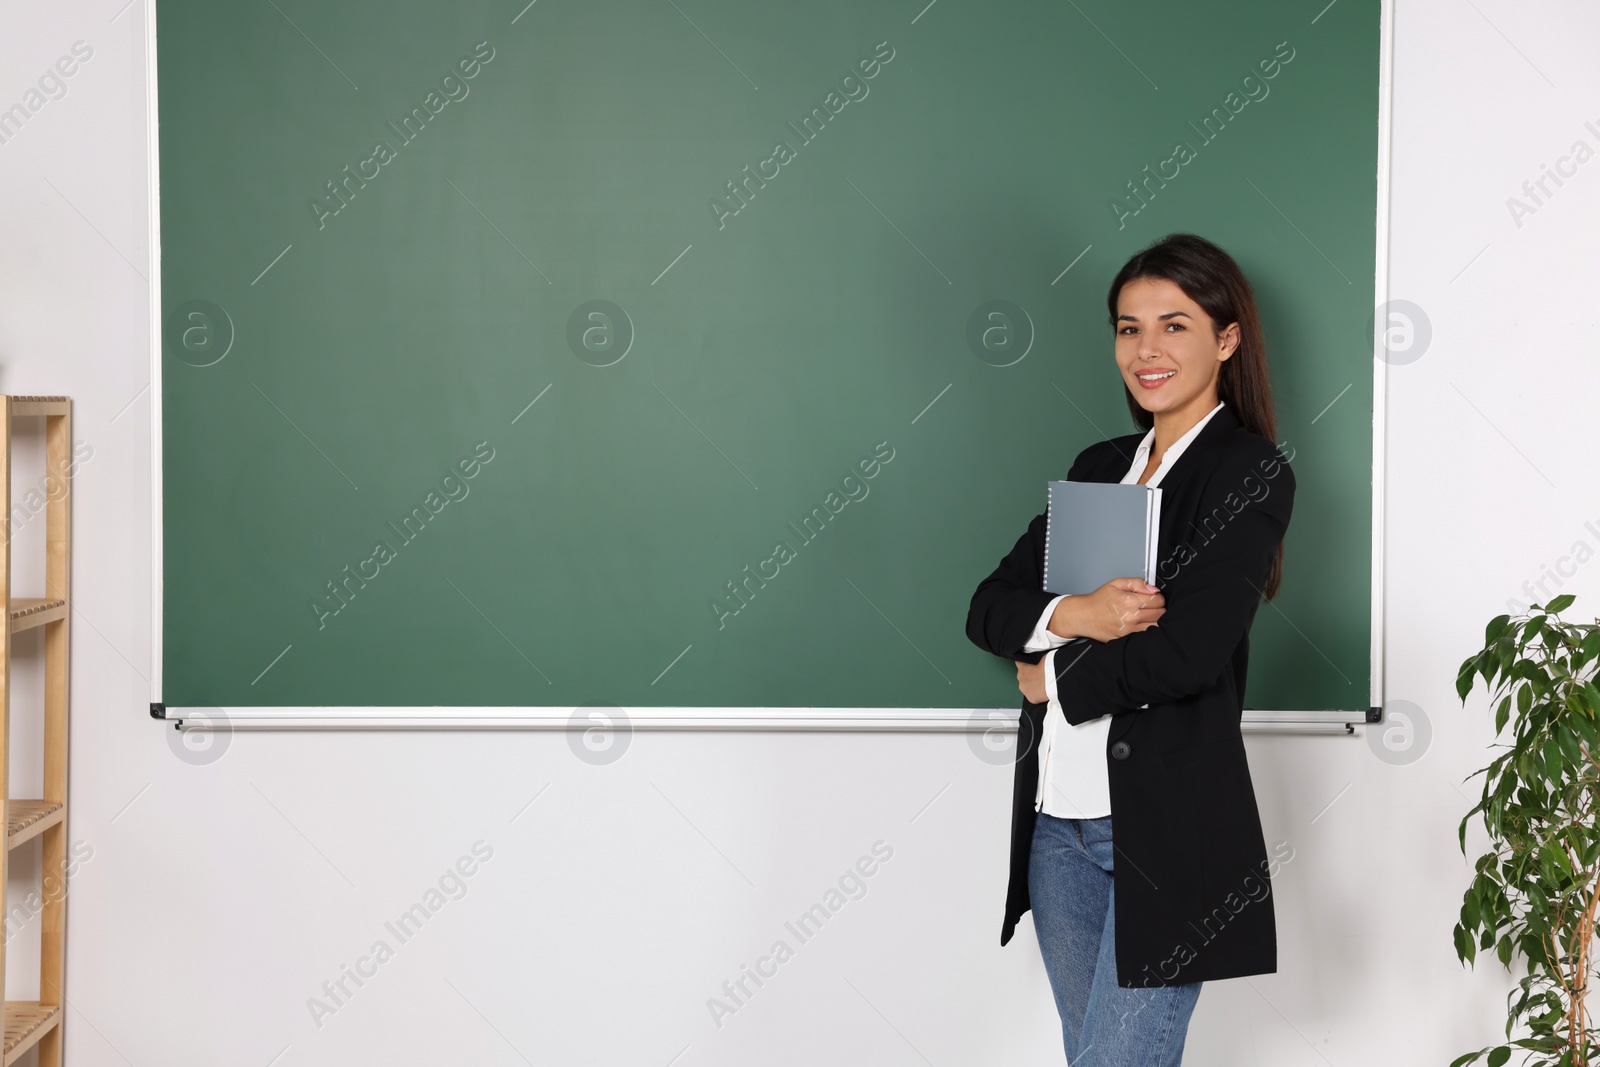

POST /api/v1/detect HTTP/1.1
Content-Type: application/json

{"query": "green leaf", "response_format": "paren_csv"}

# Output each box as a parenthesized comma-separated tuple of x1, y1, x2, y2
(1544, 593, 1575, 614)
(1496, 641, 1516, 685)
(1461, 650, 1496, 700)
(1486, 1046, 1510, 1067)
(1557, 728, 1580, 768)
(1542, 736, 1564, 783)
(1540, 839, 1570, 880)
(1455, 923, 1476, 964)
(1448, 1051, 1485, 1067)
(1571, 708, 1597, 749)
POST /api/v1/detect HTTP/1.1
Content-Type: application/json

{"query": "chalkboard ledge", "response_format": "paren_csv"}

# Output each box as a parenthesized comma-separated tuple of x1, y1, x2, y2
(155, 707, 1370, 733)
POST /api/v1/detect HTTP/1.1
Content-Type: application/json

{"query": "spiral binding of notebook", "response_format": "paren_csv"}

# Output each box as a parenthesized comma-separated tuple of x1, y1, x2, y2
(1042, 485, 1054, 590)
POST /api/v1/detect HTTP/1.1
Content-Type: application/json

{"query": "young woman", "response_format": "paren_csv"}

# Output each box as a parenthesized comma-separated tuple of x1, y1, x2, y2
(965, 233, 1295, 1064)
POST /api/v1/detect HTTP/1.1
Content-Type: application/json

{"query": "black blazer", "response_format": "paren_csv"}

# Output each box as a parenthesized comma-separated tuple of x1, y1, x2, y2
(965, 403, 1294, 988)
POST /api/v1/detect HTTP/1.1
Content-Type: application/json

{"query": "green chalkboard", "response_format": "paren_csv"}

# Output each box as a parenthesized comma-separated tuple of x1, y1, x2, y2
(158, 0, 1378, 710)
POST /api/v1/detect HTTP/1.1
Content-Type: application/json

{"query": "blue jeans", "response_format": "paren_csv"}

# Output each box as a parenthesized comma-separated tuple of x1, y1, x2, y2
(1028, 812, 1203, 1065)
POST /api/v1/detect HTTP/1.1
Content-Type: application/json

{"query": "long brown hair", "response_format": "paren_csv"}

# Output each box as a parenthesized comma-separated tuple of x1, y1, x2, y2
(1105, 233, 1285, 600)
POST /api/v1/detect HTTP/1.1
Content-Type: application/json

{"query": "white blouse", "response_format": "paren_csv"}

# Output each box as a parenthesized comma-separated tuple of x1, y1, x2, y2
(1022, 400, 1227, 818)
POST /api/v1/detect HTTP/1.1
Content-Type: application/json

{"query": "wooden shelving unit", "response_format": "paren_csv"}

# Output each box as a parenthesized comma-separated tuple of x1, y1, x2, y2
(0, 396, 71, 1066)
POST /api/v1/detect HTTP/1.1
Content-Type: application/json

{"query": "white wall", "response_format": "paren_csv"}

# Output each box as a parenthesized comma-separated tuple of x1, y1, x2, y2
(2, 0, 1595, 1063)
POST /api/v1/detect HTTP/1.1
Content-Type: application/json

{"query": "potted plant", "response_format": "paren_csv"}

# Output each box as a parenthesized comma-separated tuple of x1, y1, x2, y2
(1452, 594, 1600, 1067)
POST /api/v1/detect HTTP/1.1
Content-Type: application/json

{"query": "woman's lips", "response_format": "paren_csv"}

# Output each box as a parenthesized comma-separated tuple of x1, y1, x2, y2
(1136, 369, 1176, 389)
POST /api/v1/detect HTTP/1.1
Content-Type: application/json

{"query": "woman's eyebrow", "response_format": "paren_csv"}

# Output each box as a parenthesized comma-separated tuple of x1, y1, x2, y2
(1116, 310, 1193, 322)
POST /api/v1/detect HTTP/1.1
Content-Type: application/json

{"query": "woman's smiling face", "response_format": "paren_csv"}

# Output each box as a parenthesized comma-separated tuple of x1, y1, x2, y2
(1114, 276, 1239, 419)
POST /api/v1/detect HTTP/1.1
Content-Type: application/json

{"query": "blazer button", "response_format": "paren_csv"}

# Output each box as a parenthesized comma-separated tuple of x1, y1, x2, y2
(1111, 740, 1131, 760)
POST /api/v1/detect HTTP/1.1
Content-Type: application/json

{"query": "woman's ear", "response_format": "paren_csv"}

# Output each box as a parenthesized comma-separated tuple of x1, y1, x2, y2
(1218, 321, 1241, 360)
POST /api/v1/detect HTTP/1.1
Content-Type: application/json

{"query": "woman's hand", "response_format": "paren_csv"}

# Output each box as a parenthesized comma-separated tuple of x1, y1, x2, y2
(1015, 659, 1048, 704)
(1048, 578, 1166, 643)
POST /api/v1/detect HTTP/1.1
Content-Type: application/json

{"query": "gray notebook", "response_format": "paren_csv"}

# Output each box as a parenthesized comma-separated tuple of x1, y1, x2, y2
(1042, 480, 1162, 596)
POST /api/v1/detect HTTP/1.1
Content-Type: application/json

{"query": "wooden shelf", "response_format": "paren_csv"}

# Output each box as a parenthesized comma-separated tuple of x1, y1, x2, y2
(0, 396, 71, 1066)
(6, 398, 68, 418)
(6, 803, 62, 850)
(3, 1002, 59, 1065)
(8, 600, 65, 634)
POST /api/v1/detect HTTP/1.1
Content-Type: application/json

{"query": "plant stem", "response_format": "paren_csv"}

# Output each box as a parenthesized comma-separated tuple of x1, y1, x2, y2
(1572, 868, 1600, 1063)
